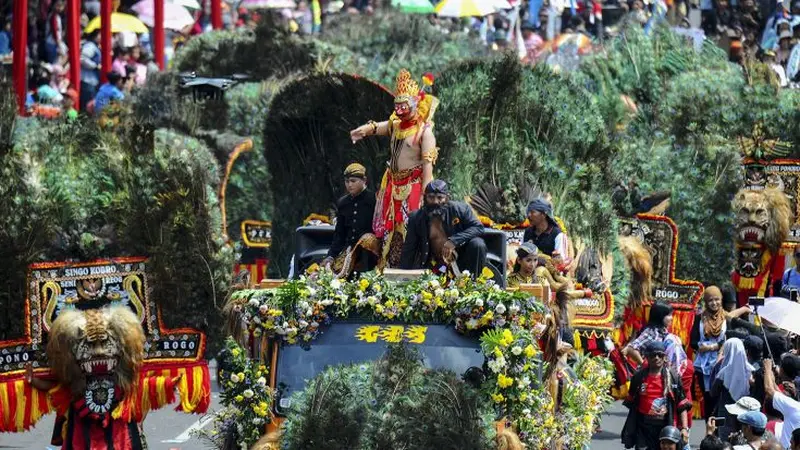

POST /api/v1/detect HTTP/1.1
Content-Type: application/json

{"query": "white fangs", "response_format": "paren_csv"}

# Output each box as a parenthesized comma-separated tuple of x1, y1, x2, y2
(81, 358, 117, 373)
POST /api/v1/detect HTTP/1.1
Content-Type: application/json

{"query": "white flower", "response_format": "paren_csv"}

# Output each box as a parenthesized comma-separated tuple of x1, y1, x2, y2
(306, 287, 316, 297)
(298, 301, 309, 310)
(248, 298, 260, 307)
(430, 279, 441, 289)
(298, 320, 309, 328)
(487, 356, 507, 373)
(511, 346, 523, 356)
(275, 327, 286, 335)
(258, 305, 269, 314)
(330, 279, 342, 290)
(522, 408, 531, 416)
(306, 308, 313, 316)
(475, 299, 484, 307)
(495, 303, 507, 314)
(257, 377, 267, 387)
(367, 296, 377, 305)
(434, 288, 445, 298)
(230, 373, 241, 383)
(462, 270, 471, 277)
(447, 289, 459, 298)
(320, 298, 334, 306)
(509, 304, 520, 314)
(252, 418, 264, 425)
(466, 318, 479, 329)
(252, 317, 261, 325)
(243, 389, 254, 398)
(495, 317, 506, 327)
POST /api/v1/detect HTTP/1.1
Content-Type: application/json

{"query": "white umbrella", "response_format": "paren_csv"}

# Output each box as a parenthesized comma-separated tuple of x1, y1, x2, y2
(172, 0, 201, 9)
(133, 0, 196, 30)
(240, 0, 296, 8)
(757, 296, 800, 336)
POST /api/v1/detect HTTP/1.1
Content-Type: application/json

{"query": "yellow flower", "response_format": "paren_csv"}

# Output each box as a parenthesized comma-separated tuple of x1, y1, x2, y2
(493, 347, 503, 358)
(497, 373, 514, 388)
(385, 300, 394, 308)
(237, 372, 245, 381)
(480, 267, 494, 279)
(374, 284, 382, 292)
(231, 348, 241, 357)
(259, 401, 269, 410)
(359, 279, 370, 291)
(422, 291, 433, 300)
(524, 344, 536, 358)
(500, 329, 514, 347)
(491, 393, 505, 403)
(235, 395, 244, 402)
(520, 393, 527, 401)
(375, 305, 384, 313)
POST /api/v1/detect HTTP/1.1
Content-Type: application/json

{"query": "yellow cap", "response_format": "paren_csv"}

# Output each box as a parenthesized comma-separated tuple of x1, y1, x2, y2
(344, 163, 366, 178)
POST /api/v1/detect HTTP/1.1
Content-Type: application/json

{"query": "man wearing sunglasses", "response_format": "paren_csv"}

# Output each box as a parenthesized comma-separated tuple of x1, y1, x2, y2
(622, 341, 692, 450)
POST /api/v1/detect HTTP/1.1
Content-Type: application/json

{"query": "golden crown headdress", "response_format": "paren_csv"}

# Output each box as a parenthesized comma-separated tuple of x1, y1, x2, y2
(394, 69, 420, 104)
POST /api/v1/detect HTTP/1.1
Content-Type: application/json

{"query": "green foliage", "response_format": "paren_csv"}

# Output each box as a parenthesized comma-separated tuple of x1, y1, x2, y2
(282, 345, 494, 450)
(321, 13, 486, 87)
(0, 113, 233, 351)
(435, 55, 616, 251)
(577, 26, 745, 286)
(262, 73, 393, 276)
(222, 81, 282, 237)
(173, 15, 316, 79)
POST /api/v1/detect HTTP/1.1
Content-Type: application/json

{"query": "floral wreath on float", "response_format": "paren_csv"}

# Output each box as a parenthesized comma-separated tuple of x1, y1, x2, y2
(217, 268, 614, 450)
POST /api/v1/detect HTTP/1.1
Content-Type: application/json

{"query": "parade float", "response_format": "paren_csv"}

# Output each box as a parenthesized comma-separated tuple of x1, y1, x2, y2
(213, 269, 614, 450)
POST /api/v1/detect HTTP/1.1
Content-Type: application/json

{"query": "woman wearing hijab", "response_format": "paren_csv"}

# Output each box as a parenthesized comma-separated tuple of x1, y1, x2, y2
(691, 286, 728, 418)
(507, 242, 539, 288)
(713, 338, 756, 442)
(624, 302, 674, 366)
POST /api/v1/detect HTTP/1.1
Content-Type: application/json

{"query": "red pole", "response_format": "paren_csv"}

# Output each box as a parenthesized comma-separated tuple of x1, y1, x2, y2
(154, 0, 165, 70)
(211, 0, 222, 30)
(67, 0, 81, 109)
(100, 0, 113, 83)
(12, 0, 29, 115)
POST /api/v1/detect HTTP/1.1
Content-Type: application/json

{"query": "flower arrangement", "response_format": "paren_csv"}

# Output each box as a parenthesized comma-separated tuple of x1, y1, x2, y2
(559, 355, 615, 448)
(200, 338, 274, 449)
(228, 269, 548, 345)
(224, 268, 613, 449)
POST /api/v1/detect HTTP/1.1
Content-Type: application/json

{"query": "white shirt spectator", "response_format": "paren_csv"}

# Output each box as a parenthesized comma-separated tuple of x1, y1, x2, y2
(773, 391, 800, 448)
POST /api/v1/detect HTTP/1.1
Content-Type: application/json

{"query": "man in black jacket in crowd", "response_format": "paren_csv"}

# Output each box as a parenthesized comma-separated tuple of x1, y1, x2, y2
(400, 180, 487, 278)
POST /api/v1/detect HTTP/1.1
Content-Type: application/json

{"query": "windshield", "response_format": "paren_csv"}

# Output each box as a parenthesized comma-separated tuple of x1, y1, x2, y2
(275, 322, 484, 413)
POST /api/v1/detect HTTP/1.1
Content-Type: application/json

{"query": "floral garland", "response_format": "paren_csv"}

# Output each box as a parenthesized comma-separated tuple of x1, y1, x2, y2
(199, 338, 273, 449)
(225, 269, 613, 449)
(228, 269, 548, 345)
(480, 328, 614, 448)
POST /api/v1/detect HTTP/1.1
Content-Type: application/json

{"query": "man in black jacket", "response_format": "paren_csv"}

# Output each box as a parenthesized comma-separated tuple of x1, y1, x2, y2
(321, 163, 379, 277)
(399, 180, 487, 278)
(622, 341, 692, 450)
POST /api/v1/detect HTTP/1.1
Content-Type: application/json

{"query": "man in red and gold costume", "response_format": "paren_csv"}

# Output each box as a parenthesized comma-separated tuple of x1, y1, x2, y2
(350, 69, 439, 267)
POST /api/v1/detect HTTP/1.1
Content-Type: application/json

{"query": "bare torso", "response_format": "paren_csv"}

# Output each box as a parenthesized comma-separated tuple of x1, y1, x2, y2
(428, 217, 447, 262)
(390, 133, 424, 173)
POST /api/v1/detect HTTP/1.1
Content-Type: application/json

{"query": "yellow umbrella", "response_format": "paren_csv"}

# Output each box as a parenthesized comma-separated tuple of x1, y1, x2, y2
(84, 13, 149, 34)
(434, 0, 495, 17)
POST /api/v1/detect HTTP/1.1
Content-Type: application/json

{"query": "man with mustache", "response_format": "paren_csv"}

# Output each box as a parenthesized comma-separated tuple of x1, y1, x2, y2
(399, 180, 487, 278)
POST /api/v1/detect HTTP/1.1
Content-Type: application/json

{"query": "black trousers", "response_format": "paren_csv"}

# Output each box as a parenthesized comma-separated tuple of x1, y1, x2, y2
(456, 237, 487, 279)
(635, 417, 668, 450)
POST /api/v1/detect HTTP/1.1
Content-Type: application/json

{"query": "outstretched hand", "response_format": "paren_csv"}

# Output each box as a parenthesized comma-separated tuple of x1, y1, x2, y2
(350, 126, 367, 144)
